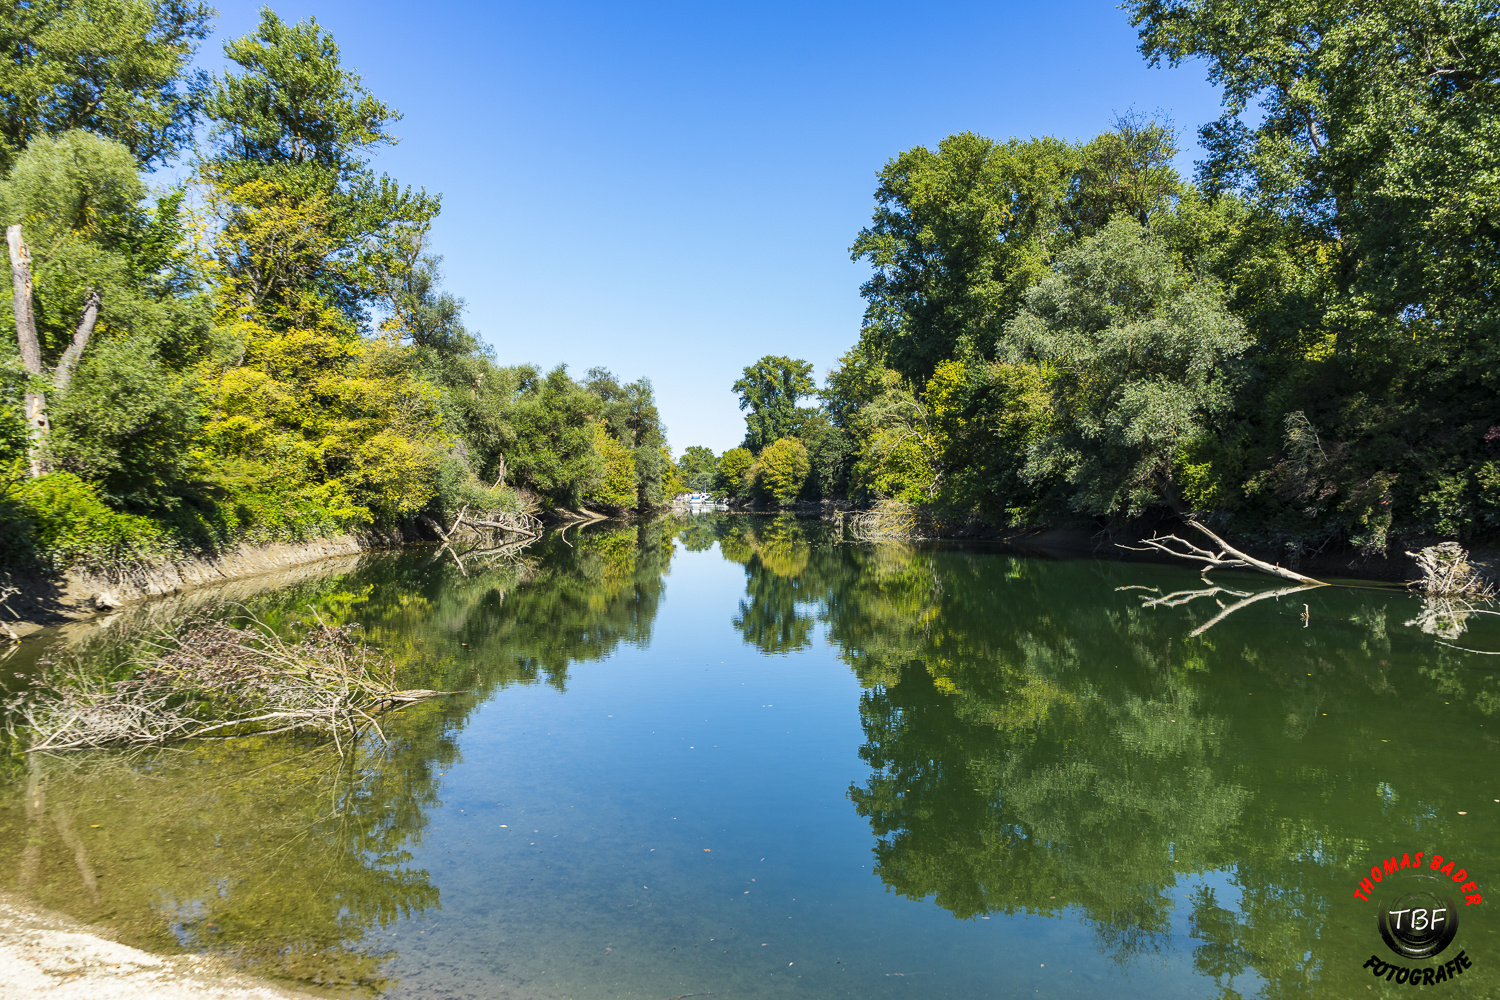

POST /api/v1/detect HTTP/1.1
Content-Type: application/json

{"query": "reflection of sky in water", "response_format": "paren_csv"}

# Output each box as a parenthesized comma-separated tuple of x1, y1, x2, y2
(2, 516, 1499, 999)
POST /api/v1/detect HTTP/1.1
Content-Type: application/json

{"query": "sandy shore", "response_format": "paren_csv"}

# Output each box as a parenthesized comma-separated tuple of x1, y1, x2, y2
(0, 895, 315, 1000)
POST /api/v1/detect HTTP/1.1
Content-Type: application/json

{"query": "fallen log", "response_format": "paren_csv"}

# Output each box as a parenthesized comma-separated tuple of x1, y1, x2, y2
(1119, 519, 1327, 586)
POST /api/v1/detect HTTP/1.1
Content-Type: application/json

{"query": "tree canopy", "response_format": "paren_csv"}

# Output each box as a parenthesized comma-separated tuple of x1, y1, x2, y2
(733, 355, 815, 453)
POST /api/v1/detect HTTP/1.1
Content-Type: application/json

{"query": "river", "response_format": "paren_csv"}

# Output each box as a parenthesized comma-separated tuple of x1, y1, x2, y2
(2, 513, 1496, 998)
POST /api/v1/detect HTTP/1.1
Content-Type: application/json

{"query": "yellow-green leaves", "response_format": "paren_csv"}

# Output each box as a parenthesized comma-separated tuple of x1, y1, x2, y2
(754, 438, 811, 505)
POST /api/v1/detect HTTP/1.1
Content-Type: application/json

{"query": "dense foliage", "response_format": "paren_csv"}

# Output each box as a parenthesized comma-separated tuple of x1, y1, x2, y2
(683, 1, 1500, 550)
(0, 5, 673, 573)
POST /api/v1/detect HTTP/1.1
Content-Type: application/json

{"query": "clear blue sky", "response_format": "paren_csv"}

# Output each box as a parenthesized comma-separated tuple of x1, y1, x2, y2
(199, 2, 1222, 454)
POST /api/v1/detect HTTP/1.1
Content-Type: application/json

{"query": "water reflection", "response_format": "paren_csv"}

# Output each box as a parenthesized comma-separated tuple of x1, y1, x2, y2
(4, 733, 447, 990)
(713, 516, 1500, 998)
(1, 515, 1497, 998)
(0, 520, 680, 991)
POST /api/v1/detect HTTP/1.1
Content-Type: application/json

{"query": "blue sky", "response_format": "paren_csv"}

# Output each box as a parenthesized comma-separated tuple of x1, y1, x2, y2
(198, 2, 1223, 454)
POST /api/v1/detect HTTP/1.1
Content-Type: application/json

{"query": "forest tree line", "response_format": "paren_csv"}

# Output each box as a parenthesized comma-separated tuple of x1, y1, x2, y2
(0, 3, 679, 573)
(686, 0, 1500, 555)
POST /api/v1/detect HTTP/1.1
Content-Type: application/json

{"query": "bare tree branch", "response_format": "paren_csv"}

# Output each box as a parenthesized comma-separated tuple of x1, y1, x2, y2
(53, 287, 101, 392)
(1119, 519, 1326, 586)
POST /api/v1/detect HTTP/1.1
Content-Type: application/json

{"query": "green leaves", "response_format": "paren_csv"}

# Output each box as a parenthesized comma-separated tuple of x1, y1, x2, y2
(0, 1, 212, 171)
(204, 9, 400, 178)
(715, 447, 755, 500)
(733, 355, 816, 453)
(676, 445, 718, 493)
(1003, 216, 1249, 515)
(754, 437, 811, 506)
(1129, 0, 1500, 350)
(849, 122, 1185, 387)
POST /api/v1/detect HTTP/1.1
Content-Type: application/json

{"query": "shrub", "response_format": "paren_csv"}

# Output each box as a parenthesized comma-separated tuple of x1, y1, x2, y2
(587, 423, 637, 511)
(1, 471, 175, 572)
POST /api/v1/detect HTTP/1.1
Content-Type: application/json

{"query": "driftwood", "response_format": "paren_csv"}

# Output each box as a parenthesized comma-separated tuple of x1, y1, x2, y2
(456, 511, 542, 537)
(1406, 542, 1494, 598)
(1119, 519, 1327, 586)
(8, 616, 443, 753)
(420, 505, 541, 578)
(848, 499, 936, 540)
(550, 507, 609, 524)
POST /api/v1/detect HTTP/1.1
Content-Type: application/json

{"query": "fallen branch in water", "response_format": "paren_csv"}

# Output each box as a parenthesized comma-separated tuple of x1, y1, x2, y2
(6, 611, 459, 752)
(1118, 519, 1326, 586)
(848, 499, 938, 540)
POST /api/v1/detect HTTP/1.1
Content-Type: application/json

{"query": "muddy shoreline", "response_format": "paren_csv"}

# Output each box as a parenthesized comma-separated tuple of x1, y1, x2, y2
(1, 530, 415, 639)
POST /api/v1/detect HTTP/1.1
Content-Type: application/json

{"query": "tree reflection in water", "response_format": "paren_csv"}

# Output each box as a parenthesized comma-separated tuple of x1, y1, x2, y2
(0, 519, 680, 993)
(714, 515, 1500, 998)
(3, 515, 1498, 998)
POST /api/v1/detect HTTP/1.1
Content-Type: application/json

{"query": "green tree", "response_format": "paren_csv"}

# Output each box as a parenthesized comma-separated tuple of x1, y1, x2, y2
(753, 437, 810, 505)
(677, 445, 718, 492)
(1002, 216, 1249, 515)
(732, 355, 815, 452)
(715, 446, 754, 500)
(1129, 0, 1500, 360)
(201, 9, 440, 326)
(787, 407, 851, 500)
(0, 1, 213, 171)
(587, 421, 637, 511)
(1, 130, 208, 501)
(501, 366, 606, 508)
(849, 124, 1182, 389)
(584, 367, 672, 508)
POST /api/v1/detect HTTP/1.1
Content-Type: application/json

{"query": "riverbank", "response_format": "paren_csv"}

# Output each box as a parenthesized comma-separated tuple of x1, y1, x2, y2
(735, 499, 1498, 586)
(1, 531, 414, 639)
(0, 894, 315, 1000)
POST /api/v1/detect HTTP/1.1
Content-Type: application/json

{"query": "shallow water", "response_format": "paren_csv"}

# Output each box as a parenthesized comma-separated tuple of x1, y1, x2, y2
(2, 514, 1498, 998)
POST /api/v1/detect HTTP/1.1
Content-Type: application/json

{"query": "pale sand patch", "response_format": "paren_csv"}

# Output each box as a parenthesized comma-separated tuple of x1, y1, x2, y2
(0, 895, 315, 1000)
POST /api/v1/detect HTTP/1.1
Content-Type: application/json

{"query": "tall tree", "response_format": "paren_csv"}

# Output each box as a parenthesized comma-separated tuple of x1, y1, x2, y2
(1001, 216, 1249, 515)
(677, 445, 718, 492)
(203, 10, 398, 180)
(3, 131, 203, 491)
(1128, 0, 1500, 358)
(733, 355, 815, 453)
(201, 9, 439, 327)
(850, 123, 1182, 386)
(0, 1, 213, 171)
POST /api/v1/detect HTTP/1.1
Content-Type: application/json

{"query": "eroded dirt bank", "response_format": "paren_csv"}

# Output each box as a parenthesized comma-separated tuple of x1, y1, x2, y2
(3, 531, 412, 638)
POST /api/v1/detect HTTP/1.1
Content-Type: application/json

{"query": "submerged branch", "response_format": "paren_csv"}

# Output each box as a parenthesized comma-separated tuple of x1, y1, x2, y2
(9, 611, 463, 752)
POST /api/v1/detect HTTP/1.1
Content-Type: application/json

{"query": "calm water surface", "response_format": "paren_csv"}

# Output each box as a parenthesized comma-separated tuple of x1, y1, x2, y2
(2, 514, 1498, 999)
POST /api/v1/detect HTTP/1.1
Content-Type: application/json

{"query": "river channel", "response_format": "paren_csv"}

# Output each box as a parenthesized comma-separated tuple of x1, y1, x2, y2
(2, 514, 1497, 998)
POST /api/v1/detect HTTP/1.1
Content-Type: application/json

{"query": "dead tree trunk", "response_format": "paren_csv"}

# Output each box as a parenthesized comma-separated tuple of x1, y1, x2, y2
(8, 225, 50, 477)
(54, 286, 101, 391)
